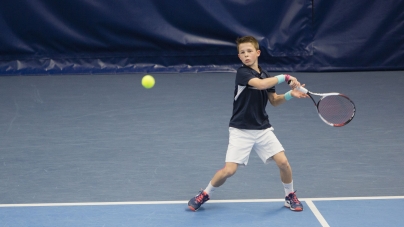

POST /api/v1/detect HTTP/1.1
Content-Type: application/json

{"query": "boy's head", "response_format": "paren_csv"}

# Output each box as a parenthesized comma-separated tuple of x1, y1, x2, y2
(236, 36, 259, 52)
(236, 36, 261, 68)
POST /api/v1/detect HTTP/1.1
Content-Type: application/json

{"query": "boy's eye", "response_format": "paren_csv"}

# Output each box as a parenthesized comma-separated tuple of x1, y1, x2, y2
(239, 50, 253, 54)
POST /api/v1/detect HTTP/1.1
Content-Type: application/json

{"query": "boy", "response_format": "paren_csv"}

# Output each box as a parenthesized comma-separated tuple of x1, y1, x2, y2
(188, 36, 308, 212)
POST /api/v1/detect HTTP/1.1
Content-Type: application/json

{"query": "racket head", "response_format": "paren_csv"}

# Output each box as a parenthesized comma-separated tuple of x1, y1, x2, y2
(316, 94, 356, 127)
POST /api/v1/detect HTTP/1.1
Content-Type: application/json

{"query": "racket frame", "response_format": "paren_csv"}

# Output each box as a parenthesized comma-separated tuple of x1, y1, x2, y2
(298, 87, 355, 127)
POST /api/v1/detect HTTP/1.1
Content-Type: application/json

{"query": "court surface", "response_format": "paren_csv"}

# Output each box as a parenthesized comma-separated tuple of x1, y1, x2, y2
(0, 71, 403, 226)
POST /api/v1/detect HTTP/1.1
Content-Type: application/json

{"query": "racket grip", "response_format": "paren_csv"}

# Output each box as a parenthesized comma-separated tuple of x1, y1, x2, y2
(296, 86, 308, 94)
(287, 80, 308, 93)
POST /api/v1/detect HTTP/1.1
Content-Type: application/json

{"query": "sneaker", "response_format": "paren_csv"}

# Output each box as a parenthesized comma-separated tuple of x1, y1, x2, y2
(284, 191, 303, 211)
(188, 190, 210, 211)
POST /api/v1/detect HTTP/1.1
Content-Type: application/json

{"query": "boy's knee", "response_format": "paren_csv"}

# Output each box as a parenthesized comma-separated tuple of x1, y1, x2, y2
(277, 159, 290, 170)
(221, 166, 237, 177)
(273, 152, 290, 170)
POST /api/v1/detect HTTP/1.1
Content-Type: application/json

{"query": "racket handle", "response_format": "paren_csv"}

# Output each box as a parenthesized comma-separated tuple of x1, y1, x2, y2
(296, 86, 308, 94)
(287, 80, 309, 94)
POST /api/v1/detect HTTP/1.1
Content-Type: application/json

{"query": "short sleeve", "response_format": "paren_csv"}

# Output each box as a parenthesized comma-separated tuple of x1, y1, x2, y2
(236, 67, 255, 86)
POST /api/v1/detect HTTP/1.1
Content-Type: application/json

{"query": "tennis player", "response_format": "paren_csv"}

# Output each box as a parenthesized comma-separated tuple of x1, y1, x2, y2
(188, 36, 308, 212)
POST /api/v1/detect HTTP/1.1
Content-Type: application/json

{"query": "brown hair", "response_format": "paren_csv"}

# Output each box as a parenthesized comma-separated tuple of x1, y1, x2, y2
(236, 36, 259, 52)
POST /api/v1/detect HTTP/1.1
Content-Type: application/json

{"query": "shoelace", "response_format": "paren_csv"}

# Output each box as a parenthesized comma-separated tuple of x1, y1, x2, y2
(195, 192, 208, 203)
(290, 193, 301, 204)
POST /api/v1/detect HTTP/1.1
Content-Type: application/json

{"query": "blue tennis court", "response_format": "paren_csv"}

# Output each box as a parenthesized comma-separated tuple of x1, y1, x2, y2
(1, 71, 403, 226)
(1, 197, 403, 227)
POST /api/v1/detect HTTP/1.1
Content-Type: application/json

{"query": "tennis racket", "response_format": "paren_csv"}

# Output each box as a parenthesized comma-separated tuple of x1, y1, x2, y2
(296, 86, 356, 127)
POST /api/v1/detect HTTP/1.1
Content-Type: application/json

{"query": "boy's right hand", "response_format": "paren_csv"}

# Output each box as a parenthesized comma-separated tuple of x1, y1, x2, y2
(286, 75, 301, 89)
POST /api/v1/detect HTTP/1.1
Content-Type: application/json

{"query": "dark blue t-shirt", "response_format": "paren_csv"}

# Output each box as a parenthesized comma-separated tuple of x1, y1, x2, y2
(229, 65, 276, 129)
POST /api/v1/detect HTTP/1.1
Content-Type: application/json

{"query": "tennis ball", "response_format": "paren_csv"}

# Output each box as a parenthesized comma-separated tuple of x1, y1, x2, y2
(142, 75, 155, 89)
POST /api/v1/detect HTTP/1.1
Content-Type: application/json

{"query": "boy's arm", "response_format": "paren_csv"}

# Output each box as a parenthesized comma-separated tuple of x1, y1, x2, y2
(248, 75, 300, 90)
(268, 92, 287, 107)
(248, 77, 279, 90)
(268, 89, 309, 107)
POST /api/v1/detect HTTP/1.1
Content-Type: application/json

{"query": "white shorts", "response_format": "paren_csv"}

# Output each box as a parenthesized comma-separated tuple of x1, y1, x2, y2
(225, 127, 284, 166)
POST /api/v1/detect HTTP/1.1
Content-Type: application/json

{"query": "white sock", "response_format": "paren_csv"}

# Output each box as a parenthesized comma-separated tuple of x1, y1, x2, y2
(204, 182, 217, 196)
(283, 181, 294, 196)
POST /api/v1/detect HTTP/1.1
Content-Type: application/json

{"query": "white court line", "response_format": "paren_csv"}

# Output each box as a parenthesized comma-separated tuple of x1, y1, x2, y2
(303, 195, 404, 201)
(305, 200, 330, 227)
(0, 195, 403, 207)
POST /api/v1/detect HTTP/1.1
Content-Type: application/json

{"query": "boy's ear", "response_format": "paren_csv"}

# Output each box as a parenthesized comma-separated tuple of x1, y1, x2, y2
(257, 50, 261, 56)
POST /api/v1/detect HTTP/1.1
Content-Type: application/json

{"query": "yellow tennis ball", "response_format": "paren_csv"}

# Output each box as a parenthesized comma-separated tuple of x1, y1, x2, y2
(142, 75, 155, 89)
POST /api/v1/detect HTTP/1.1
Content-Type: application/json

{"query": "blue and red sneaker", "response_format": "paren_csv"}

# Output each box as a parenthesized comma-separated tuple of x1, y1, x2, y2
(284, 191, 303, 211)
(188, 190, 210, 211)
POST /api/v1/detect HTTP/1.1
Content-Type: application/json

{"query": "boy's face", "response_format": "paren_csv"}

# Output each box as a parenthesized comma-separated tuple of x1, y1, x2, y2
(238, 42, 260, 67)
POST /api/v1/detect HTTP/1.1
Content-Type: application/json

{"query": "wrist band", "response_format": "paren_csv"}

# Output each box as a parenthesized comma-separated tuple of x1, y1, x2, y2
(284, 90, 293, 100)
(284, 74, 291, 82)
(275, 75, 285, 84)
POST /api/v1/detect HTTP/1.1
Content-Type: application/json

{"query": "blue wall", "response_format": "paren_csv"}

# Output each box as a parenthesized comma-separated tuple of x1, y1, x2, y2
(0, 0, 403, 74)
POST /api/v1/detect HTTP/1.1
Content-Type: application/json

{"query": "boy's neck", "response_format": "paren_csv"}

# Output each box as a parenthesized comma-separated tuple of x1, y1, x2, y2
(249, 64, 260, 73)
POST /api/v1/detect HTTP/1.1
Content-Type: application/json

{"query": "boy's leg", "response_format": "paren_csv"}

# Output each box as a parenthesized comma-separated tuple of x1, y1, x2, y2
(272, 151, 303, 211)
(188, 162, 238, 211)
(205, 162, 238, 195)
(188, 127, 252, 211)
(272, 151, 293, 185)
(211, 162, 238, 187)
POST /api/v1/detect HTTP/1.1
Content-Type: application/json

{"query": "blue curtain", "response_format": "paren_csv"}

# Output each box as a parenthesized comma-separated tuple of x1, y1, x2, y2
(0, 0, 402, 74)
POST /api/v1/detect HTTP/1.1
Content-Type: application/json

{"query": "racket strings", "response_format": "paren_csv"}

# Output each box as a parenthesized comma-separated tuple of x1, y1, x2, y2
(317, 95, 355, 125)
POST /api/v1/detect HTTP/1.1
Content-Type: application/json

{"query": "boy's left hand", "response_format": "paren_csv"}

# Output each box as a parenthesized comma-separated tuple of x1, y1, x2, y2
(291, 84, 309, 98)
